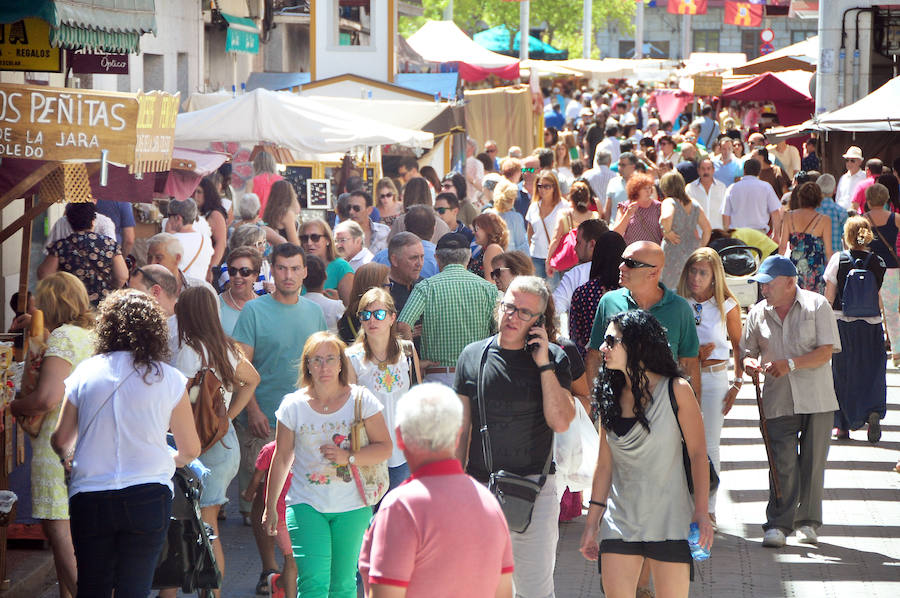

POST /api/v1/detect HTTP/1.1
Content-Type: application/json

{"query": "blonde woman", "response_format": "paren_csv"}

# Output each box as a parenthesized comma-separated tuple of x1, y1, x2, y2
(824, 216, 887, 442)
(526, 170, 566, 284)
(347, 288, 421, 490)
(554, 140, 574, 192)
(375, 178, 403, 227)
(491, 179, 528, 253)
(660, 171, 712, 289)
(263, 332, 391, 598)
(676, 247, 742, 523)
(300, 218, 355, 306)
(468, 212, 509, 281)
(248, 150, 283, 214)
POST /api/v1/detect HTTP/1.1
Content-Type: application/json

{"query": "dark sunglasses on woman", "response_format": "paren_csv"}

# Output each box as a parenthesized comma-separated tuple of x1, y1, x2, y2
(299, 233, 325, 243)
(228, 266, 257, 278)
(358, 309, 390, 322)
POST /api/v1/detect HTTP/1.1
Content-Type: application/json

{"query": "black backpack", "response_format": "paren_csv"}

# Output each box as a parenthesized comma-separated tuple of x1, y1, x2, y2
(841, 252, 880, 317)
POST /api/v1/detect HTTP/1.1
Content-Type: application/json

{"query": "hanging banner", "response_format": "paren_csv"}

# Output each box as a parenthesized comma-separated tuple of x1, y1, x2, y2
(67, 49, 129, 75)
(0, 18, 62, 73)
(133, 91, 179, 174)
(724, 2, 764, 26)
(667, 0, 708, 15)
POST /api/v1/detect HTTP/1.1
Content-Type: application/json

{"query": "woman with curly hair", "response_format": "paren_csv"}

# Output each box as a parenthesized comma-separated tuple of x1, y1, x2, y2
(611, 173, 662, 245)
(468, 211, 509, 280)
(579, 310, 712, 598)
(51, 290, 200, 596)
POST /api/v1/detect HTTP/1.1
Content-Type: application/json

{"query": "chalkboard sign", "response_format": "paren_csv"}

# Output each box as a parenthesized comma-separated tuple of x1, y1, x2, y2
(282, 165, 314, 208)
(364, 167, 375, 195)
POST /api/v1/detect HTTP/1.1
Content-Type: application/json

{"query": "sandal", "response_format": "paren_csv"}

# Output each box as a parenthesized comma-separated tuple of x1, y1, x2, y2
(636, 587, 655, 598)
(256, 569, 279, 595)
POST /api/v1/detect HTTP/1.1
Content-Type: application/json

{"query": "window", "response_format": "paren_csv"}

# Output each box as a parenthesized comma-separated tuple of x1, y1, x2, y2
(741, 30, 763, 60)
(336, 0, 370, 46)
(143, 53, 164, 92)
(693, 30, 720, 53)
(791, 30, 817, 44)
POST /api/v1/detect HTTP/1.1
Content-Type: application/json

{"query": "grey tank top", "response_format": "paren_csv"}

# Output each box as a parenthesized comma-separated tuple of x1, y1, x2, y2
(600, 377, 694, 542)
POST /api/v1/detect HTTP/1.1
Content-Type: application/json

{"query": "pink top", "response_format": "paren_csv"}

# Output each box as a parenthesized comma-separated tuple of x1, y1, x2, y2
(253, 173, 283, 215)
(359, 459, 513, 597)
(619, 199, 663, 245)
(255, 441, 291, 521)
(851, 176, 876, 214)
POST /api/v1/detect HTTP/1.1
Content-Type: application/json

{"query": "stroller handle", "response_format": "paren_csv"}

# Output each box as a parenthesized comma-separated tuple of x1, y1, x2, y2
(717, 245, 763, 259)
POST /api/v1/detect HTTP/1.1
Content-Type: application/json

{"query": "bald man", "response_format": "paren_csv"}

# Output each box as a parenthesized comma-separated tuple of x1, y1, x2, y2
(585, 241, 701, 399)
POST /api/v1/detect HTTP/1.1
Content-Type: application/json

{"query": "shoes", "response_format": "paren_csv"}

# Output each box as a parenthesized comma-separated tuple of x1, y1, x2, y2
(243, 514, 253, 527)
(796, 525, 818, 545)
(762, 528, 786, 548)
(892, 354, 900, 368)
(867, 412, 882, 444)
(832, 428, 850, 440)
(256, 569, 279, 595)
(635, 587, 655, 598)
(267, 573, 285, 598)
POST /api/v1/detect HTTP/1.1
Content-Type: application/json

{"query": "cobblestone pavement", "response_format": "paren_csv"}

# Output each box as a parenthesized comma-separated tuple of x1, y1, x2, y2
(38, 372, 900, 598)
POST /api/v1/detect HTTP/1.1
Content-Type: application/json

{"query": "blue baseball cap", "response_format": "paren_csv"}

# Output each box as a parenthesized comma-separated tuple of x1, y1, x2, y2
(749, 255, 798, 284)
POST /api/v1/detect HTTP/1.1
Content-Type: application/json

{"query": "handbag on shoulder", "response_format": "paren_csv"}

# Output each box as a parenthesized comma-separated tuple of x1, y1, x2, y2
(349, 388, 389, 506)
(187, 365, 229, 454)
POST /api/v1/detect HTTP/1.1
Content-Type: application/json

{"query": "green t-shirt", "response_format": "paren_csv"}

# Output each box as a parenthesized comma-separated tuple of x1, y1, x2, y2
(231, 294, 327, 426)
(588, 284, 700, 359)
(302, 258, 354, 295)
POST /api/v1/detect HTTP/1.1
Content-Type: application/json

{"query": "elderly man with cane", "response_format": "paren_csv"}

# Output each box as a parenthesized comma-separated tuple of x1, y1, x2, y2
(741, 256, 840, 549)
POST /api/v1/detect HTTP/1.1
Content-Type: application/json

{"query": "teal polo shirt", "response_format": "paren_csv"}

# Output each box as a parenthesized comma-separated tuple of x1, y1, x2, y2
(588, 284, 700, 359)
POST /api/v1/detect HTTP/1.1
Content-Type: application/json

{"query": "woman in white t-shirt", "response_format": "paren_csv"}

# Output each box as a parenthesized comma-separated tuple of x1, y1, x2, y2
(263, 332, 391, 597)
(346, 288, 420, 491)
(165, 197, 215, 282)
(51, 290, 201, 596)
(676, 248, 743, 523)
(526, 170, 566, 288)
(172, 286, 260, 598)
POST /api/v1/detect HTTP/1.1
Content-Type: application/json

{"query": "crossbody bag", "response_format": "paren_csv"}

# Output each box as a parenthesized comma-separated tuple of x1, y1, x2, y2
(667, 377, 720, 496)
(475, 337, 552, 533)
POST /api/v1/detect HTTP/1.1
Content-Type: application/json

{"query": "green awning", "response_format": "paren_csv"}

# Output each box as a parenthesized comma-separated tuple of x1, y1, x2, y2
(0, 0, 156, 54)
(221, 12, 260, 55)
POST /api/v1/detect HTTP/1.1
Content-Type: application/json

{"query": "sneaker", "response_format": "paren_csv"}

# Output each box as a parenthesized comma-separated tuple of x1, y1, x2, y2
(762, 528, 786, 548)
(256, 569, 279, 595)
(833, 428, 850, 440)
(867, 412, 882, 444)
(796, 525, 818, 545)
(267, 573, 285, 598)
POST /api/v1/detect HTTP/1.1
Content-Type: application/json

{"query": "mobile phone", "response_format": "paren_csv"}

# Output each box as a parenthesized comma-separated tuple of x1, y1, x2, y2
(525, 314, 546, 353)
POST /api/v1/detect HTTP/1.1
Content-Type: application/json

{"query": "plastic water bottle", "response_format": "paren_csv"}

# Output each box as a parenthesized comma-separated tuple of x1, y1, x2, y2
(688, 522, 710, 561)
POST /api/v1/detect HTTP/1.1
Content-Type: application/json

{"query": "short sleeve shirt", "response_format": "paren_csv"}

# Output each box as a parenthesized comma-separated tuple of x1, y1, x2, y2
(274, 385, 383, 513)
(255, 441, 291, 521)
(95, 199, 135, 245)
(48, 232, 121, 305)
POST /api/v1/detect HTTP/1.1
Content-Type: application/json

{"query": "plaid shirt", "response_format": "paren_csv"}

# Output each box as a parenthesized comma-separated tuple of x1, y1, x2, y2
(398, 264, 500, 366)
(816, 197, 848, 255)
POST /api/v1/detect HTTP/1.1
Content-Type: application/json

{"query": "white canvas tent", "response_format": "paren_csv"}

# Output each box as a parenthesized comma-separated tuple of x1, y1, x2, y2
(406, 20, 518, 69)
(733, 36, 817, 75)
(810, 76, 900, 132)
(175, 88, 434, 155)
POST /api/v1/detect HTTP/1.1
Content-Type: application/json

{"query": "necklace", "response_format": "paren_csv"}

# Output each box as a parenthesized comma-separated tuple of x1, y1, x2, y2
(370, 348, 390, 371)
(225, 288, 251, 311)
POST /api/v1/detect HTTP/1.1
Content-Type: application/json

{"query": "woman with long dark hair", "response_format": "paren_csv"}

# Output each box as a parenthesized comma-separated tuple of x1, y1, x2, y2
(568, 231, 626, 358)
(194, 176, 229, 271)
(579, 310, 712, 598)
(262, 179, 301, 246)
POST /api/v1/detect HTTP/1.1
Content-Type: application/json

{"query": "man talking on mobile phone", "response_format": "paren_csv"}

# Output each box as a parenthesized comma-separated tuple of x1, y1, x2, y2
(454, 276, 575, 598)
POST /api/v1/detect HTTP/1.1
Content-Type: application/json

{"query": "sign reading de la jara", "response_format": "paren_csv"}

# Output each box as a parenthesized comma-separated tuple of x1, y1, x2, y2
(0, 19, 62, 73)
(0, 83, 177, 173)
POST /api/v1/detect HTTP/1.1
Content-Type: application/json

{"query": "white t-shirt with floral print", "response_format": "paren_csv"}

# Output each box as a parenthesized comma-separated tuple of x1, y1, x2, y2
(275, 384, 383, 513)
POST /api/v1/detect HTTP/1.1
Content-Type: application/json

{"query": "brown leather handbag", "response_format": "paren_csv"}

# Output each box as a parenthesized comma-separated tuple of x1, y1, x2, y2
(187, 367, 229, 454)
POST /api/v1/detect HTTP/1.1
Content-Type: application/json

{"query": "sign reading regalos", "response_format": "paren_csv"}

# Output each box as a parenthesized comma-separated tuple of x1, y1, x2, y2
(0, 19, 62, 73)
(0, 83, 177, 173)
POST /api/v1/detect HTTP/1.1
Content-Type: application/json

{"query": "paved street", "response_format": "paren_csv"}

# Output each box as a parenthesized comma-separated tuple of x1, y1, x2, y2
(38, 370, 900, 597)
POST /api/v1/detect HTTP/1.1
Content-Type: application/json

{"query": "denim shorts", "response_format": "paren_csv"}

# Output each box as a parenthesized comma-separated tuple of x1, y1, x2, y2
(198, 422, 240, 508)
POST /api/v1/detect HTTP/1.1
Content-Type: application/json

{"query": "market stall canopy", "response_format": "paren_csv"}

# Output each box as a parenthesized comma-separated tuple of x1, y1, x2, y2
(0, 0, 157, 53)
(394, 73, 459, 100)
(808, 75, 900, 132)
(398, 34, 430, 72)
(721, 70, 815, 126)
(473, 26, 566, 60)
(174, 88, 434, 155)
(681, 52, 748, 75)
(650, 88, 694, 124)
(183, 90, 234, 112)
(520, 59, 584, 77)
(300, 96, 461, 141)
(246, 72, 311, 92)
(733, 36, 817, 75)
(406, 20, 520, 82)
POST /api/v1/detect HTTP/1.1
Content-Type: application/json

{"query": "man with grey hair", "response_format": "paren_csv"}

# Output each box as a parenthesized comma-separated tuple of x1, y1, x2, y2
(454, 275, 575, 598)
(359, 384, 514, 598)
(583, 149, 616, 212)
(237, 192, 261, 222)
(815, 173, 847, 255)
(127, 263, 182, 355)
(164, 198, 214, 281)
(398, 233, 499, 385)
(387, 232, 424, 313)
(146, 232, 218, 300)
(333, 219, 372, 271)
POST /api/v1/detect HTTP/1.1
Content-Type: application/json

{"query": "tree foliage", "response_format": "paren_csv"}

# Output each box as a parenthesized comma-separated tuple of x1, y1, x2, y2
(399, 0, 636, 59)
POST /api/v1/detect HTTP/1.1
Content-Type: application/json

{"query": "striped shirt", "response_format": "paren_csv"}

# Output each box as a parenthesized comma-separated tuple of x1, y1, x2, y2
(398, 264, 500, 366)
(816, 197, 848, 255)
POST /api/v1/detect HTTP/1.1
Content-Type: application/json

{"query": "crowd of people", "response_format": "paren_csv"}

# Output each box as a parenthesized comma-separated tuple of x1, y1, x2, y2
(8, 80, 899, 598)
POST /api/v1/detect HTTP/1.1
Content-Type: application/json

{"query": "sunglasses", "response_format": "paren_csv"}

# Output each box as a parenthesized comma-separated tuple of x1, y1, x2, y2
(536, 184, 553, 190)
(603, 334, 622, 349)
(521, 167, 536, 174)
(228, 266, 258, 278)
(621, 257, 656, 269)
(133, 267, 159, 288)
(359, 309, 390, 321)
(349, 204, 363, 212)
(379, 192, 394, 199)
(693, 302, 702, 326)
(299, 233, 325, 243)
(435, 206, 452, 214)
(490, 267, 509, 281)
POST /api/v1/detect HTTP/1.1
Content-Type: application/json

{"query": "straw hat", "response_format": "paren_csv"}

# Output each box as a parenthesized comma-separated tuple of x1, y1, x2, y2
(842, 146, 864, 160)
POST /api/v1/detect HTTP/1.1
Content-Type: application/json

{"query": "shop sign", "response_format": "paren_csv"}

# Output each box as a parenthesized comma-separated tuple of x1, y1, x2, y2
(133, 91, 179, 173)
(0, 18, 62, 73)
(67, 49, 129, 75)
(692, 75, 723, 97)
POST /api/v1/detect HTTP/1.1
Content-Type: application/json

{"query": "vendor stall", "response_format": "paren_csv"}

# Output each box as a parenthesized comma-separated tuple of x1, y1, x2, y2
(406, 20, 520, 83)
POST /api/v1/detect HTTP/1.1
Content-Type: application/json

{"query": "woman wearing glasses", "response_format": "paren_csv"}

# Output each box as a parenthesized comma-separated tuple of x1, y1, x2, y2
(300, 218, 355, 307)
(263, 332, 391, 598)
(579, 310, 713, 598)
(488, 251, 534, 292)
(468, 212, 509, 281)
(375, 179, 403, 227)
(219, 246, 264, 336)
(262, 180, 301, 246)
(526, 170, 566, 286)
(337, 263, 391, 345)
(676, 247, 742, 524)
(347, 288, 421, 490)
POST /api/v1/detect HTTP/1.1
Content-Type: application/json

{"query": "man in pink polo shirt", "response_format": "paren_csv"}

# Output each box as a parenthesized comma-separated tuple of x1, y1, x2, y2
(359, 383, 513, 598)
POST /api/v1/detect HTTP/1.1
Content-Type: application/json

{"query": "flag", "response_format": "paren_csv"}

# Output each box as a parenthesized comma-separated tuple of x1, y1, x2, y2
(667, 0, 708, 14)
(724, 1, 763, 26)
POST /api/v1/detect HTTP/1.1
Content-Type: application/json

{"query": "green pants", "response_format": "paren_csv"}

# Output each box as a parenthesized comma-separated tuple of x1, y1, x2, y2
(285, 503, 372, 598)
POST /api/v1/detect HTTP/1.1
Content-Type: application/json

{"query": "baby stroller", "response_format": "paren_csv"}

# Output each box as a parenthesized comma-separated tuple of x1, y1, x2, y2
(152, 466, 221, 597)
(710, 239, 764, 309)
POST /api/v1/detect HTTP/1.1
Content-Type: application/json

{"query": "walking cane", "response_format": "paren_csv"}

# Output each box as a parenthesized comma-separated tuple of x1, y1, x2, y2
(752, 371, 782, 503)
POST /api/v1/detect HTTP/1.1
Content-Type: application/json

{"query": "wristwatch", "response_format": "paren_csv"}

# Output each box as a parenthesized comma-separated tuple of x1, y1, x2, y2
(787, 358, 796, 372)
(348, 453, 356, 465)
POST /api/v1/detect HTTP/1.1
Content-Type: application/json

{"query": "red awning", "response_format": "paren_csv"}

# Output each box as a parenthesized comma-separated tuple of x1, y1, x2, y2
(457, 62, 520, 83)
(721, 71, 814, 126)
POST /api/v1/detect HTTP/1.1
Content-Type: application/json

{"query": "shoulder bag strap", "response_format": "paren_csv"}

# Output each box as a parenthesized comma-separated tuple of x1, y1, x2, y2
(183, 235, 205, 273)
(865, 214, 899, 264)
(402, 341, 418, 386)
(667, 377, 685, 439)
(476, 337, 496, 474)
(79, 369, 136, 441)
(539, 206, 553, 245)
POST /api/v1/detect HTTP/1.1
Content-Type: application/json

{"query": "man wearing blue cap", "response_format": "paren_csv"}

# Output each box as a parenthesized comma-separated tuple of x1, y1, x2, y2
(740, 256, 840, 549)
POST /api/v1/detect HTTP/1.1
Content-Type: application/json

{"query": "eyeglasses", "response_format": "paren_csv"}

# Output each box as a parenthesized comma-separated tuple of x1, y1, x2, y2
(359, 309, 390, 321)
(693, 302, 702, 326)
(309, 355, 340, 368)
(521, 167, 536, 174)
(349, 204, 364, 212)
(299, 233, 325, 243)
(490, 267, 509, 281)
(133, 267, 159, 288)
(228, 266, 258, 278)
(536, 184, 553, 190)
(603, 334, 622, 349)
(435, 206, 452, 214)
(334, 236, 353, 244)
(379, 192, 394, 199)
(500, 302, 540, 321)
(621, 257, 656, 269)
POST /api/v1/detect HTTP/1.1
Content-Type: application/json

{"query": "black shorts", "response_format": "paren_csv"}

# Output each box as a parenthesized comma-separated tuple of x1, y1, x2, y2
(598, 539, 694, 580)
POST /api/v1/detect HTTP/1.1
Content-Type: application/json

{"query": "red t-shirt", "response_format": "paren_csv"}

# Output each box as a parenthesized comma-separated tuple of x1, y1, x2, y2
(358, 459, 514, 597)
(253, 173, 283, 215)
(255, 441, 291, 521)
